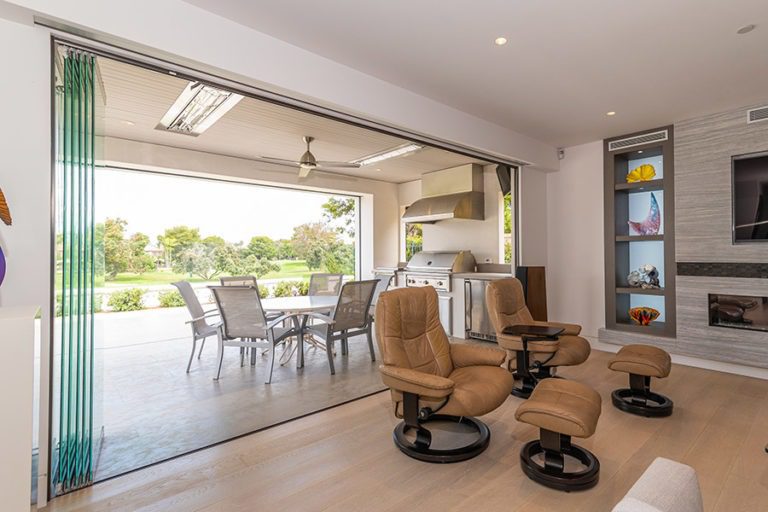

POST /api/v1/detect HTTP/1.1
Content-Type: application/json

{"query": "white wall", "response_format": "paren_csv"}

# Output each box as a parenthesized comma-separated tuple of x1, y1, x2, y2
(0, 11, 51, 504)
(545, 141, 605, 338)
(102, 137, 401, 275)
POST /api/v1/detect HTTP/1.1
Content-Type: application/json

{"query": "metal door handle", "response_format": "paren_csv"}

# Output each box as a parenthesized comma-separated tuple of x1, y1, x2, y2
(464, 280, 472, 332)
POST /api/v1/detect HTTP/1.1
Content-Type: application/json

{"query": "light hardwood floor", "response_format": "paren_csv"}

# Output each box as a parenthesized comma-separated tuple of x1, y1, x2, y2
(43, 350, 768, 512)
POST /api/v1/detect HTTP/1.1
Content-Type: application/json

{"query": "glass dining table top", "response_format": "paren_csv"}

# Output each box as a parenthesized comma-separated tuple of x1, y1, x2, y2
(260, 295, 338, 313)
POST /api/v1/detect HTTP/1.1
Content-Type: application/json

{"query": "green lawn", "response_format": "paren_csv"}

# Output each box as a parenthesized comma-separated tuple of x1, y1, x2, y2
(91, 260, 314, 287)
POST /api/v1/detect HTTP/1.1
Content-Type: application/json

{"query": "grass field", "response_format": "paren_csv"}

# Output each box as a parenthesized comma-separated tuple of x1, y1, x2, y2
(84, 260, 314, 288)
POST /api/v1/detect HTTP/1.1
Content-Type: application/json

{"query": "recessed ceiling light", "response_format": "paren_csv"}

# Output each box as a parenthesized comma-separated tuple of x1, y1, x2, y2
(494, 37, 508, 46)
(737, 24, 756, 35)
(638, 150, 644, 154)
(121, 120, 135, 126)
(606, 111, 616, 116)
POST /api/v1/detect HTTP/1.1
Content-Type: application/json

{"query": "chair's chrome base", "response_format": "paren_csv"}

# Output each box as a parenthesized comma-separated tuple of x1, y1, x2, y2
(612, 388, 673, 417)
(520, 433, 599, 491)
(393, 414, 490, 463)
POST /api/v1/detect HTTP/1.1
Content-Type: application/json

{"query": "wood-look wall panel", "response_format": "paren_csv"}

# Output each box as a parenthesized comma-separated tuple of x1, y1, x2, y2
(675, 104, 768, 262)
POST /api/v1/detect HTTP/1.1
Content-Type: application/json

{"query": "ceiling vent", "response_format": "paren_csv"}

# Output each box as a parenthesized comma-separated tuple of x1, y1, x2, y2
(608, 130, 668, 152)
(747, 106, 768, 124)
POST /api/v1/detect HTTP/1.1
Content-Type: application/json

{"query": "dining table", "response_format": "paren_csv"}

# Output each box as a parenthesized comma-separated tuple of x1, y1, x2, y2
(260, 295, 338, 369)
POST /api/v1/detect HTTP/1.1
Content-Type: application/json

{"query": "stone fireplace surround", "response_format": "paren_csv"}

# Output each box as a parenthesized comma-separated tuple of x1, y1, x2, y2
(600, 104, 768, 370)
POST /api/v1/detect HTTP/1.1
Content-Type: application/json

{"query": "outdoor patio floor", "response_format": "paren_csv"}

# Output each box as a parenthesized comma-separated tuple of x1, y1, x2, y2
(90, 307, 384, 481)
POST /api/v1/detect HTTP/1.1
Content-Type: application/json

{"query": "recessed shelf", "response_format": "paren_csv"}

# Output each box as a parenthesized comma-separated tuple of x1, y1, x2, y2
(616, 287, 666, 296)
(616, 235, 664, 242)
(613, 321, 670, 336)
(615, 179, 664, 192)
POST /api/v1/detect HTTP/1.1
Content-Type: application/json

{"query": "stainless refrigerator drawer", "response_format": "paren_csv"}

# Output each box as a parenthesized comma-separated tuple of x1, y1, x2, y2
(464, 279, 497, 342)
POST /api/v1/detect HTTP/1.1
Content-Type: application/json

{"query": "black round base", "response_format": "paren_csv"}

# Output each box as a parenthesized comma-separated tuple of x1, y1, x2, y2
(520, 440, 600, 491)
(611, 388, 673, 417)
(393, 415, 490, 463)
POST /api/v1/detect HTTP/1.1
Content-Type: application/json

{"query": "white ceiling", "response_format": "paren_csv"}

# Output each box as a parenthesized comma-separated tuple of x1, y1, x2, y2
(96, 57, 487, 183)
(183, 0, 768, 147)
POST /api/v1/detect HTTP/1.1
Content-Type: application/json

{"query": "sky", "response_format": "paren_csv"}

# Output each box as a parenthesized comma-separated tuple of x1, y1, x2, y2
(96, 168, 349, 245)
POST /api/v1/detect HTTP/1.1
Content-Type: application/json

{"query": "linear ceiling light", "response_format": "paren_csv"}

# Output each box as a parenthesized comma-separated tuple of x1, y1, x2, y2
(351, 143, 424, 166)
(156, 82, 243, 136)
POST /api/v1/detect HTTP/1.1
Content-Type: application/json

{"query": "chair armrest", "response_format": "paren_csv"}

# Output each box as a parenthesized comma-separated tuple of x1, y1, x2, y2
(379, 366, 454, 399)
(185, 312, 220, 324)
(450, 343, 506, 368)
(531, 320, 581, 336)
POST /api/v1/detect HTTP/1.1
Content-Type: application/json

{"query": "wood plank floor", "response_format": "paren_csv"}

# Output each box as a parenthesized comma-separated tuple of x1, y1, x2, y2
(43, 350, 768, 512)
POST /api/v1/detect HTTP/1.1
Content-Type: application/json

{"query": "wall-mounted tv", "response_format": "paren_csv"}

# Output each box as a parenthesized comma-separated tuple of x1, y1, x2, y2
(733, 152, 768, 242)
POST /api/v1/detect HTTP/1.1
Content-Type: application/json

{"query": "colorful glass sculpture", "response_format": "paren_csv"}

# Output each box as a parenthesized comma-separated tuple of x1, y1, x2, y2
(628, 192, 661, 235)
(626, 164, 656, 183)
(629, 307, 660, 326)
(0, 246, 5, 288)
(0, 187, 10, 226)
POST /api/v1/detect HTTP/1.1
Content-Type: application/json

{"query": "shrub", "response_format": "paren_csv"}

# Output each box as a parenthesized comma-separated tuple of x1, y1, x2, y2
(55, 292, 103, 317)
(273, 280, 308, 297)
(258, 284, 270, 299)
(107, 288, 146, 312)
(158, 289, 185, 308)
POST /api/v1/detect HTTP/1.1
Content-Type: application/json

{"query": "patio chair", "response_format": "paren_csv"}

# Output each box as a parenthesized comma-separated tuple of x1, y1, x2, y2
(209, 285, 310, 384)
(309, 273, 344, 296)
(221, 275, 280, 320)
(369, 275, 392, 321)
(172, 281, 221, 373)
(306, 280, 379, 375)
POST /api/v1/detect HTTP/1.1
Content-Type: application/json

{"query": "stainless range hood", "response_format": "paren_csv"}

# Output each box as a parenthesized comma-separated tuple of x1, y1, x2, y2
(402, 164, 485, 223)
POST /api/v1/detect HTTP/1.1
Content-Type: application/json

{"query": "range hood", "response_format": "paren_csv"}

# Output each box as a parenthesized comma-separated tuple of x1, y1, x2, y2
(402, 164, 485, 223)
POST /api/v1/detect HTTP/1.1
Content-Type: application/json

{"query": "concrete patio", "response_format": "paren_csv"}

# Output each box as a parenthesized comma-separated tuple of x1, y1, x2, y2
(89, 307, 384, 481)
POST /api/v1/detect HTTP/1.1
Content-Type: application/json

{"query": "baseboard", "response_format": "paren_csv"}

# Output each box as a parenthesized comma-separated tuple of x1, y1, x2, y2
(586, 336, 768, 380)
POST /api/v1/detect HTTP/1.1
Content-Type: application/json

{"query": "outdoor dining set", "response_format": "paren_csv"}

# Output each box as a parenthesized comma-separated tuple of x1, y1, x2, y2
(172, 274, 393, 384)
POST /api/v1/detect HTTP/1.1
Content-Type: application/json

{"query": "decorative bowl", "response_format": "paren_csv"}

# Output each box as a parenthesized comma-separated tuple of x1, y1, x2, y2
(629, 307, 660, 326)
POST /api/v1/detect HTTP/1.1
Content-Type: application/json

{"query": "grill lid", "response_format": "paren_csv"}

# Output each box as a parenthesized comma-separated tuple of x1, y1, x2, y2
(405, 250, 476, 273)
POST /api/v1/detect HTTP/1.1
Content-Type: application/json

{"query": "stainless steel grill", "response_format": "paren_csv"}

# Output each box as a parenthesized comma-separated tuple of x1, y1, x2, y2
(402, 250, 476, 292)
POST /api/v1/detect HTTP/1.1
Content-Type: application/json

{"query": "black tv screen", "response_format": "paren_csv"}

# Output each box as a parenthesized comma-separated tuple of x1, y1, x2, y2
(733, 152, 768, 242)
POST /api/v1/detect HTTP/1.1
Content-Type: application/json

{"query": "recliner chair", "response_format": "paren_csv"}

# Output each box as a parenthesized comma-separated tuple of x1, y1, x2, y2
(375, 286, 514, 463)
(486, 278, 591, 398)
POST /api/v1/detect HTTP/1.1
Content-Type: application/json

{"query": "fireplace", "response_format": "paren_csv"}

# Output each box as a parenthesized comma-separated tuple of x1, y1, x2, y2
(709, 294, 768, 332)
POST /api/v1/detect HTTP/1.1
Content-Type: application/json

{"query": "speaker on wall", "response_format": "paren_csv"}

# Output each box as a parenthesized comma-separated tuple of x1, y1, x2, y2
(515, 266, 547, 321)
(496, 164, 512, 196)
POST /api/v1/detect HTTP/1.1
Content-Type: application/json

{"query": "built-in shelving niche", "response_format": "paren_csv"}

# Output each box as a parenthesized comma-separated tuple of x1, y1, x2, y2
(604, 127, 676, 337)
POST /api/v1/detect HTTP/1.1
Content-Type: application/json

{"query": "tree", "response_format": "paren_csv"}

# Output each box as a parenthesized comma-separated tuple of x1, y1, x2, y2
(290, 222, 337, 262)
(103, 218, 130, 279)
(322, 242, 355, 275)
(157, 225, 201, 266)
(202, 235, 226, 250)
(321, 197, 356, 237)
(275, 239, 295, 260)
(173, 242, 280, 281)
(126, 233, 155, 274)
(246, 235, 277, 261)
(405, 223, 423, 261)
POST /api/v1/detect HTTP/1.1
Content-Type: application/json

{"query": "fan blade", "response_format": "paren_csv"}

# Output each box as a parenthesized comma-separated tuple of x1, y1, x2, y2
(298, 167, 312, 178)
(254, 156, 302, 168)
(316, 161, 361, 169)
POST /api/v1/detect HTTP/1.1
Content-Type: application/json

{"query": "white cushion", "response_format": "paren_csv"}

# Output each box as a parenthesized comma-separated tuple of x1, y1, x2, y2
(612, 457, 703, 512)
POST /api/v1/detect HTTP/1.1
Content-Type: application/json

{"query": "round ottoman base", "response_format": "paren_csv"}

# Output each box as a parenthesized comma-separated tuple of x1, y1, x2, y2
(612, 388, 673, 417)
(393, 415, 490, 464)
(520, 439, 600, 492)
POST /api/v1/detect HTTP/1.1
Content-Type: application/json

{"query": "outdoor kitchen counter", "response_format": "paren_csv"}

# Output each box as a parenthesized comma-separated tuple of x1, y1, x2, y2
(453, 272, 513, 279)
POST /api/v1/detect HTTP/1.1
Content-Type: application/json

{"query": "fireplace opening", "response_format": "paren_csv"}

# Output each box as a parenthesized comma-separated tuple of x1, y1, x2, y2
(709, 294, 768, 332)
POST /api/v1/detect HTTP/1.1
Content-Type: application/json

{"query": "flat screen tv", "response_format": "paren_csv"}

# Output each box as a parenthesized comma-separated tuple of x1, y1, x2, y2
(733, 152, 768, 242)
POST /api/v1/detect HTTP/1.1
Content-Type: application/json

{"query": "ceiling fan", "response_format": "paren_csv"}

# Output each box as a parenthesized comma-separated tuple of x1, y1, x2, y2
(255, 136, 361, 178)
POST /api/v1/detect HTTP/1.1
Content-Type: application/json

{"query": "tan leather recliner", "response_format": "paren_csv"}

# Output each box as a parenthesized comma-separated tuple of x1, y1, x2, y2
(486, 278, 591, 398)
(375, 286, 514, 463)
